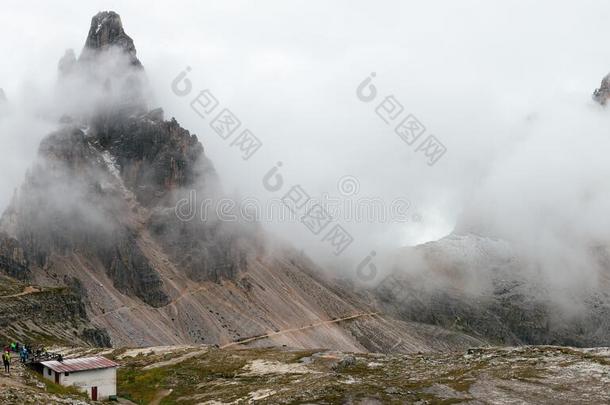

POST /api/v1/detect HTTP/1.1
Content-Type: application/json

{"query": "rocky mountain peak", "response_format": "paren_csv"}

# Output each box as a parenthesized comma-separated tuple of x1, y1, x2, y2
(58, 11, 148, 117)
(81, 11, 141, 67)
(593, 73, 610, 105)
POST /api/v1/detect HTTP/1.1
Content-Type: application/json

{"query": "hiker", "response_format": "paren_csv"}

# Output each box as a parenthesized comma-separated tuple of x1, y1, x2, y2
(3, 351, 10, 373)
(9, 342, 16, 352)
(19, 346, 27, 363)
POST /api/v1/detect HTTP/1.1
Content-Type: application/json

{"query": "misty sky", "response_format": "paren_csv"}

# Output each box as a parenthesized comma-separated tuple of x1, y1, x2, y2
(2, 0, 610, 270)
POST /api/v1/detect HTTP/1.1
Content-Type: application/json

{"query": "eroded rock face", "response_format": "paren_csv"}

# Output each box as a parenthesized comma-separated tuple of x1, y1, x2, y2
(92, 115, 209, 205)
(0, 234, 29, 280)
(593, 73, 610, 105)
(0, 275, 110, 347)
(9, 122, 174, 307)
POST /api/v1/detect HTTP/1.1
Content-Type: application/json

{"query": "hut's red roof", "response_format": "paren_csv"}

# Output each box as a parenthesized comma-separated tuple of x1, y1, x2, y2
(41, 356, 118, 373)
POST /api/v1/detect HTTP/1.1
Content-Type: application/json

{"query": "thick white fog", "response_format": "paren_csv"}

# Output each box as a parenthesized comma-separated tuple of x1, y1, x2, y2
(2, 1, 610, 282)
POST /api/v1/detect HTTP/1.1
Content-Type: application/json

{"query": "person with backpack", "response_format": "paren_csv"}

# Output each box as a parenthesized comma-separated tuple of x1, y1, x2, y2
(3, 351, 11, 373)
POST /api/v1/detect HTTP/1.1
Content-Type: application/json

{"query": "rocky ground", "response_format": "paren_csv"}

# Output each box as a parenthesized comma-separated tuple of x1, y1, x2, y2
(0, 358, 93, 405)
(39, 344, 610, 404)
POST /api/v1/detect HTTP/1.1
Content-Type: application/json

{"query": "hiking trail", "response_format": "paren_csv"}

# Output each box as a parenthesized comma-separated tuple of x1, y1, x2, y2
(220, 312, 380, 349)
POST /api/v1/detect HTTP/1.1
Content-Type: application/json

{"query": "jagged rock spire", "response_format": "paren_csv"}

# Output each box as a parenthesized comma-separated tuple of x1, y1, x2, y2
(56, 11, 149, 117)
(593, 73, 610, 105)
(80, 11, 142, 67)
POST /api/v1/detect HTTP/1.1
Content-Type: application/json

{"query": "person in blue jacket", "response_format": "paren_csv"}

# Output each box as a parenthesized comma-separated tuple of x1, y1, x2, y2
(19, 346, 28, 363)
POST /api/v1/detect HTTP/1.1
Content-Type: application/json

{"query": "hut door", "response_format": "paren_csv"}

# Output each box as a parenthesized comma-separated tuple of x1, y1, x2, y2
(91, 386, 98, 401)
(54, 372, 59, 384)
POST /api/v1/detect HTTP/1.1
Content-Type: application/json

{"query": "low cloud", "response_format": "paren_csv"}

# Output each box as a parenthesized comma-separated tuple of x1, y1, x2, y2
(2, 1, 610, 295)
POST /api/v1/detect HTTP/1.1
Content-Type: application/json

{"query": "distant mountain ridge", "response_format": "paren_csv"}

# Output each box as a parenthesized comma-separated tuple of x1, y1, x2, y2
(374, 232, 610, 347)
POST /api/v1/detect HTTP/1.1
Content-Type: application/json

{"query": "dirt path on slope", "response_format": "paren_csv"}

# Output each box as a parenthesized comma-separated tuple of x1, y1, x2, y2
(0, 286, 40, 299)
(142, 347, 209, 370)
(220, 312, 380, 349)
(0, 358, 30, 389)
